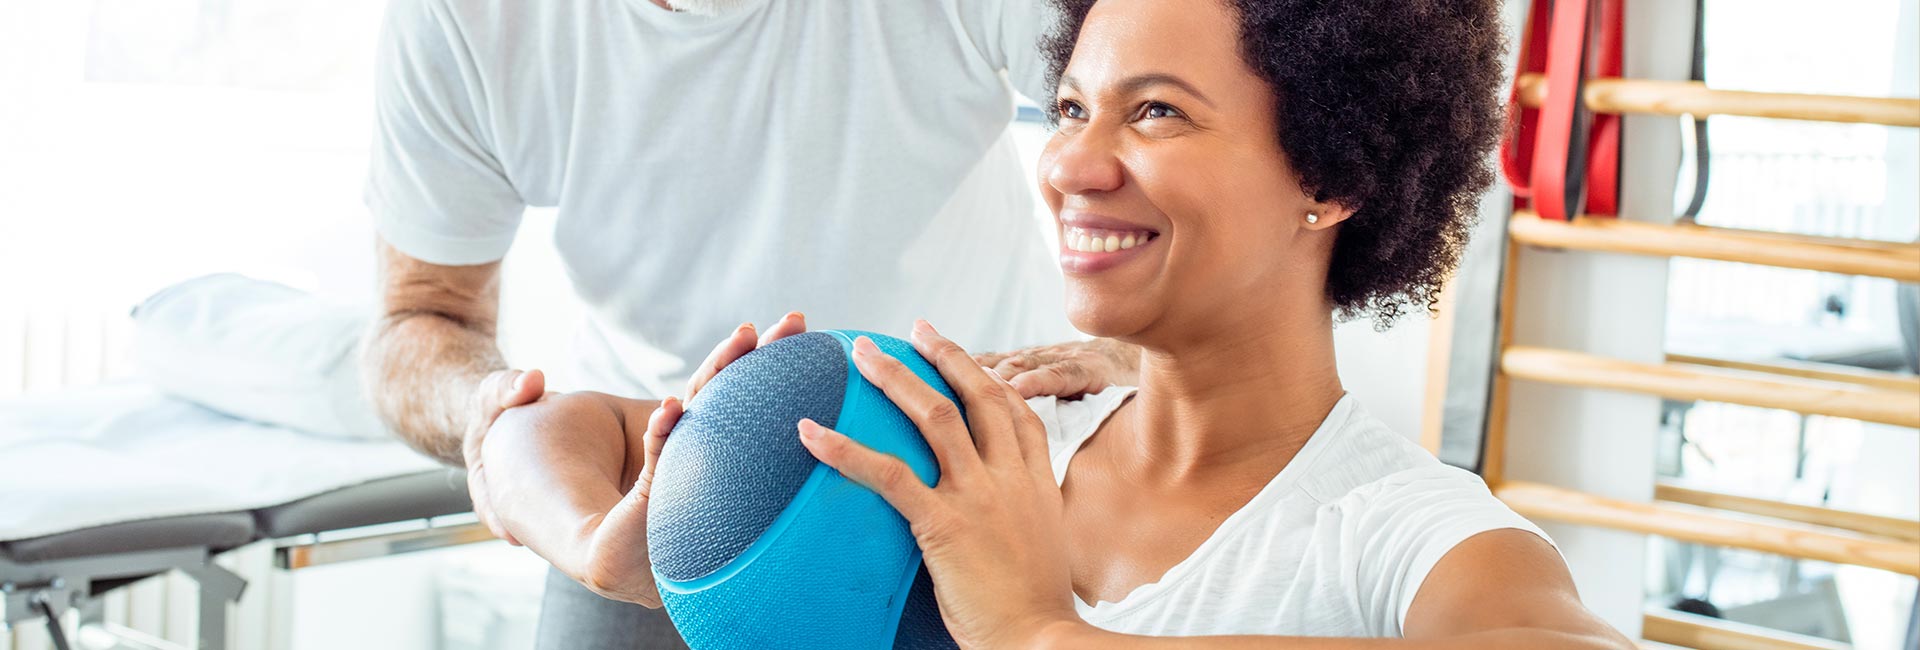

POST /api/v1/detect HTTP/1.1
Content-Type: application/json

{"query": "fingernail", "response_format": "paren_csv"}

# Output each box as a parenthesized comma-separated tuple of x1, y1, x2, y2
(511, 372, 527, 392)
(854, 336, 878, 356)
(914, 320, 935, 335)
(797, 418, 822, 440)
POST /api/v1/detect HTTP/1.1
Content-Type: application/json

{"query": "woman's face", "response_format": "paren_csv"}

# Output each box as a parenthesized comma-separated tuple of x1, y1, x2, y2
(1039, 0, 1337, 342)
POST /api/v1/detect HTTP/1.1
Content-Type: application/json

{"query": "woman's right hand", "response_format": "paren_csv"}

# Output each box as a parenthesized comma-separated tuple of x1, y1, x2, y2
(479, 312, 808, 606)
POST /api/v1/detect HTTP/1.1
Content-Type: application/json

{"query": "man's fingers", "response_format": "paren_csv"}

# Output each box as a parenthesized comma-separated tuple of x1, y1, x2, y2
(466, 469, 519, 545)
(798, 418, 935, 522)
(759, 311, 807, 347)
(474, 369, 534, 432)
(972, 350, 1012, 368)
(1006, 364, 1091, 400)
(990, 355, 1033, 380)
(506, 368, 545, 406)
(465, 368, 539, 548)
(686, 323, 759, 398)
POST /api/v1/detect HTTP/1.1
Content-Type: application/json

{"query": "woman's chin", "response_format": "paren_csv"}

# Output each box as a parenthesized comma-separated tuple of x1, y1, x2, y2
(1064, 290, 1153, 340)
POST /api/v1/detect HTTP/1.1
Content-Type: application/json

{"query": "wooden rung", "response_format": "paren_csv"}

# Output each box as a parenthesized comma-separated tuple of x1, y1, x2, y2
(1667, 354, 1920, 395)
(1495, 481, 1920, 576)
(1642, 609, 1851, 650)
(1655, 482, 1920, 543)
(1502, 346, 1920, 428)
(1516, 73, 1920, 127)
(1509, 211, 1920, 282)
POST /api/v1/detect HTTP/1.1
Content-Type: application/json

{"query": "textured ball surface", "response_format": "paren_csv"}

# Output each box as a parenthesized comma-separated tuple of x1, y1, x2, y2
(647, 333, 847, 582)
(647, 331, 959, 650)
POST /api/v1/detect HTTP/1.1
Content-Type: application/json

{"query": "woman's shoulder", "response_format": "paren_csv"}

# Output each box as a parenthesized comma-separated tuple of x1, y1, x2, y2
(1310, 432, 1543, 550)
(1290, 398, 1461, 505)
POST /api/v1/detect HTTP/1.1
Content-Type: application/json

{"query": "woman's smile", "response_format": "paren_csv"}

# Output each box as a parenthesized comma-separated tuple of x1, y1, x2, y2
(1057, 211, 1163, 275)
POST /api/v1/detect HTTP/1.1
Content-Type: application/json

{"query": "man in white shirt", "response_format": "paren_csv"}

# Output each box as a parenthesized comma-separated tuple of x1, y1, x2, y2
(359, 0, 1131, 646)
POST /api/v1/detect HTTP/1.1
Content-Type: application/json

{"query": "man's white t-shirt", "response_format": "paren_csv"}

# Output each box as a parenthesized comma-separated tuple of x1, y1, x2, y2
(1028, 388, 1553, 638)
(366, 0, 1074, 396)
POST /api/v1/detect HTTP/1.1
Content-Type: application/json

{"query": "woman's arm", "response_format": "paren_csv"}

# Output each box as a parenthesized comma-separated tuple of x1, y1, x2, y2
(1030, 530, 1635, 650)
(805, 323, 1633, 650)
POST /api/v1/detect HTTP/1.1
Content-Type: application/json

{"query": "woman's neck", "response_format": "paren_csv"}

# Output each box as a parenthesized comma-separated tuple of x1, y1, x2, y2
(1118, 302, 1345, 484)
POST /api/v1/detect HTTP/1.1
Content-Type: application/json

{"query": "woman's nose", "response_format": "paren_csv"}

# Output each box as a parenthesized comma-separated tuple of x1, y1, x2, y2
(1044, 129, 1124, 197)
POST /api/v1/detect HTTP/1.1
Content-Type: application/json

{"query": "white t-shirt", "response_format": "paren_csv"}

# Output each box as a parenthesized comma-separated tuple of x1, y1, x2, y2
(366, 0, 1074, 396)
(1028, 388, 1553, 638)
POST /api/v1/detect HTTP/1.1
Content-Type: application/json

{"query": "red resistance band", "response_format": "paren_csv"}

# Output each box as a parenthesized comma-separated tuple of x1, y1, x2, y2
(1500, 0, 1623, 221)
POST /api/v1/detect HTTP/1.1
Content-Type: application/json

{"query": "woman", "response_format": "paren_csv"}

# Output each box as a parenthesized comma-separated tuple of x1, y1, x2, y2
(637, 0, 1635, 646)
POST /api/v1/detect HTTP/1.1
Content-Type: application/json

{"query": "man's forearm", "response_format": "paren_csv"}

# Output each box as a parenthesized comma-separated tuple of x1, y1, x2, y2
(364, 310, 507, 465)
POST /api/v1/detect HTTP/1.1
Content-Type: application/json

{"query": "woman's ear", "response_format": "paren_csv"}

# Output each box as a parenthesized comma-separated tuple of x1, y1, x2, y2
(1302, 200, 1356, 231)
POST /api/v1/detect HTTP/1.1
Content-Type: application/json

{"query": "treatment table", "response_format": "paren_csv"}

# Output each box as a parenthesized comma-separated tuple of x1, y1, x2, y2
(1, 384, 488, 650)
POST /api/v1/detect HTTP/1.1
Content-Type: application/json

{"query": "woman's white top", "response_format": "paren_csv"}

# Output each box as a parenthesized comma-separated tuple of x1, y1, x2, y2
(1026, 387, 1552, 638)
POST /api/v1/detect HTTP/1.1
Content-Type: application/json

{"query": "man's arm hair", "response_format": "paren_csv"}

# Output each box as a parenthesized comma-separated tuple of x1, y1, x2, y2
(363, 238, 509, 466)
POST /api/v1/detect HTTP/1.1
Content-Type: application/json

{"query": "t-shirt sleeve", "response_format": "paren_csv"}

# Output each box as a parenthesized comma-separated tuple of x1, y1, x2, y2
(364, 0, 525, 266)
(1344, 466, 1556, 637)
(956, 0, 1059, 103)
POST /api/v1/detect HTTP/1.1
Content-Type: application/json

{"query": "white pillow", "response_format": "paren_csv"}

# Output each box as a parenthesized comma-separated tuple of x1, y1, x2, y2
(131, 274, 391, 440)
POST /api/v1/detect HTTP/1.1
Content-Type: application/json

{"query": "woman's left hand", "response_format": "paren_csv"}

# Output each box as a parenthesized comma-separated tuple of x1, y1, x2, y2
(797, 320, 1081, 649)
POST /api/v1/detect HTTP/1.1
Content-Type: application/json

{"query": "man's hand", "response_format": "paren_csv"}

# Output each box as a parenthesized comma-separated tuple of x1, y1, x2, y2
(974, 338, 1140, 399)
(461, 367, 549, 545)
(476, 312, 810, 606)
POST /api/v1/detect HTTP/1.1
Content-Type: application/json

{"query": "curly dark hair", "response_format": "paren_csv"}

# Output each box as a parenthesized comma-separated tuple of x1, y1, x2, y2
(1043, 0, 1507, 327)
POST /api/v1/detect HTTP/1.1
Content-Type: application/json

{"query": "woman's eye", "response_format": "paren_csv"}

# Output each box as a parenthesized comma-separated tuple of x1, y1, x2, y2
(1058, 100, 1087, 120)
(1140, 102, 1181, 120)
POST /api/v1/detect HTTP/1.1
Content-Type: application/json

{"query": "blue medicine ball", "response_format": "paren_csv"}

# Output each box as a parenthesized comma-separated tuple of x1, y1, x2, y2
(647, 330, 959, 650)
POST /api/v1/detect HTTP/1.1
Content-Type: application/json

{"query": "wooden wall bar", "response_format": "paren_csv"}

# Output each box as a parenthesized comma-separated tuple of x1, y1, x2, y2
(1515, 74, 1920, 127)
(1501, 346, 1920, 429)
(1496, 481, 1920, 576)
(1665, 354, 1920, 395)
(1654, 482, 1920, 543)
(1507, 212, 1920, 282)
(1641, 609, 1853, 650)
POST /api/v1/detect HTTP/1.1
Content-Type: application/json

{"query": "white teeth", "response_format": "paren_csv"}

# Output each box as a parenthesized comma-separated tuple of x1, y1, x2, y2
(1063, 227, 1154, 253)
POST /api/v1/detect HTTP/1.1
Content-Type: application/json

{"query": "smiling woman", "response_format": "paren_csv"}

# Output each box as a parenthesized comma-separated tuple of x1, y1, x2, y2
(754, 0, 1641, 647)
(1043, 0, 1506, 328)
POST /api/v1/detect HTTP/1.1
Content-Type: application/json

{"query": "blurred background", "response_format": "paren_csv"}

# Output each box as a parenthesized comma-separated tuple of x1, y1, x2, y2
(1, 0, 1915, 649)
(1650, 0, 1917, 646)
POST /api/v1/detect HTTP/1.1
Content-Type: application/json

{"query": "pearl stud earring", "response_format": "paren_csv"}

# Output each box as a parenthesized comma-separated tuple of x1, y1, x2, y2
(1306, 213, 1319, 225)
